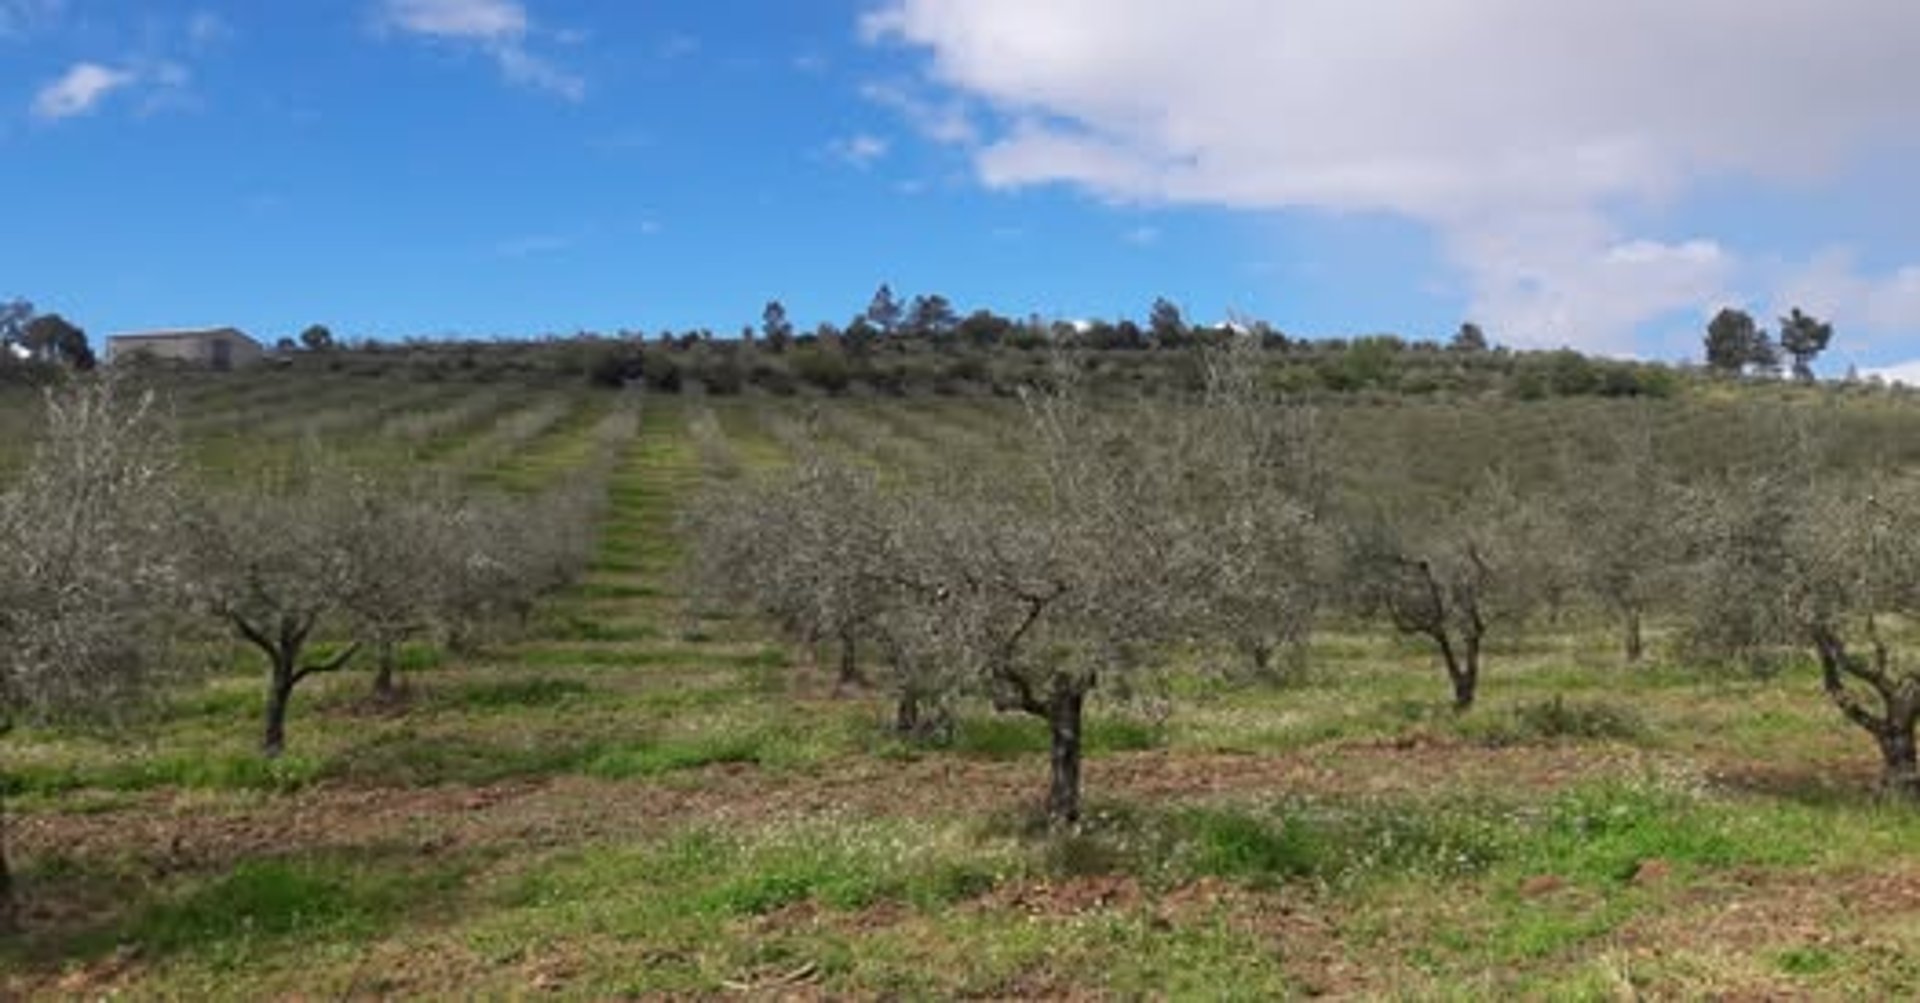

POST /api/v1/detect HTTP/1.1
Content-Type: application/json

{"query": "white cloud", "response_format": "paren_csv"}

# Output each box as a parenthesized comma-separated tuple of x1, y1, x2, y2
(492, 43, 584, 101)
(378, 0, 582, 100)
(860, 80, 978, 146)
(1866, 360, 1920, 386)
(1447, 211, 1735, 352)
(1775, 250, 1920, 346)
(383, 0, 524, 40)
(828, 133, 890, 169)
(864, 0, 1920, 352)
(31, 62, 136, 119)
(1123, 225, 1160, 246)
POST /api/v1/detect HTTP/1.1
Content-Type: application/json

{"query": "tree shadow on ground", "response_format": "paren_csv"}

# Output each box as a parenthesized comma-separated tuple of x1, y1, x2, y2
(2, 842, 477, 982)
(1706, 759, 1881, 809)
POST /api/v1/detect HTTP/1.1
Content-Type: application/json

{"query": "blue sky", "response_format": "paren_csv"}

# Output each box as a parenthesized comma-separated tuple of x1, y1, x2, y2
(4, 1, 1919, 377)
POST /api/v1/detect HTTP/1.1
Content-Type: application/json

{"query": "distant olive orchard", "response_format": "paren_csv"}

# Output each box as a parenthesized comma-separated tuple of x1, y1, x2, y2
(687, 337, 1920, 827)
(0, 375, 614, 928)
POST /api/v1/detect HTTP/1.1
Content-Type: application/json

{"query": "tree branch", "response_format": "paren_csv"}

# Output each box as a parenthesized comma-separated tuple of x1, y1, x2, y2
(292, 643, 362, 687)
(228, 613, 279, 661)
(1811, 624, 1891, 734)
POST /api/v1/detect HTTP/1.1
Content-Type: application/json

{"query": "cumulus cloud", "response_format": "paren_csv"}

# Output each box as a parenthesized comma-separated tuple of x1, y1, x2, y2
(31, 62, 137, 119)
(860, 80, 978, 146)
(1867, 360, 1920, 386)
(864, 0, 1920, 351)
(1447, 212, 1735, 353)
(383, 0, 524, 39)
(379, 0, 582, 100)
(828, 133, 890, 169)
(1775, 250, 1920, 347)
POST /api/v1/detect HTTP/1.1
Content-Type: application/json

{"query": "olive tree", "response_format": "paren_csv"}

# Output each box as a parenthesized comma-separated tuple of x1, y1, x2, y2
(915, 375, 1192, 825)
(185, 465, 362, 757)
(1179, 337, 1332, 680)
(336, 473, 476, 701)
(684, 354, 1323, 826)
(418, 483, 601, 657)
(1793, 478, 1920, 798)
(1351, 477, 1565, 711)
(0, 377, 182, 927)
(1556, 411, 1683, 663)
(1687, 463, 1920, 799)
(192, 456, 602, 753)
(683, 452, 893, 693)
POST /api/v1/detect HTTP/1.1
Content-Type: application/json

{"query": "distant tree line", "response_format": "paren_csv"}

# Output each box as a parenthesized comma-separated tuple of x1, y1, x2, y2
(243, 288, 1850, 402)
(8, 287, 1851, 399)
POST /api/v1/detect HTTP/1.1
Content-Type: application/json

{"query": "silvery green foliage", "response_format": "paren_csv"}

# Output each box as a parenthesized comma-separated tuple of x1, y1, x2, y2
(1177, 335, 1333, 679)
(682, 446, 896, 672)
(686, 352, 1331, 820)
(1554, 411, 1684, 662)
(1348, 472, 1569, 709)
(1684, 450, 1920, 796)
(0, 376, 183, 725)
(180, 448, 361, 652)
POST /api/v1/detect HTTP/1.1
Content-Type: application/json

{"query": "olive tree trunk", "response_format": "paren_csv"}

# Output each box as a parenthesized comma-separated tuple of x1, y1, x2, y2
(1433, 629, 1481, 712)
(371, 640, 401, 703)
(1622, 607, 1645, 665)
(834, 628, 865, 694)
(894, 690, 922, 738)
(232, 613, 358, 759)
(263, 657, 296, 758)
(0, 786, 15, 934)
(1046, 683, 1087, 826)
(1811, 624, 1920, 802)
(1880, 726, 1920, 802)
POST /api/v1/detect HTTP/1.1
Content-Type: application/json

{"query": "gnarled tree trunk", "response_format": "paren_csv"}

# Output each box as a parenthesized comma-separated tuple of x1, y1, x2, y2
(1046, 682, 1087, 826)
(1879, 725, 1920, 802)
(1810, 622, 1920, 803)
(263, 652, 297, 759)
(833, 628, 865, 695)
(0, 786, 15, 934)
(371, 640, 401, 703)
(1432, 628, 1480, 712)
(894, 690, 922, 737)
(233, 612, 357, 759)
(1622, 607, 1645, 665)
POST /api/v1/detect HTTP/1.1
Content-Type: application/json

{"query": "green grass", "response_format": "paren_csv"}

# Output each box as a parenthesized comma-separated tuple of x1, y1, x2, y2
(126, 855, 468, 962)
(444, 676, 593, 711)
(5, 749, 325, 797)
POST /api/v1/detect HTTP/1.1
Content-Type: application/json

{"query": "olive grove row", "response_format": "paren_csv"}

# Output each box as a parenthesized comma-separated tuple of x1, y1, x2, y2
(687, 341, 1920, 826)
(0, 378, 621, 926)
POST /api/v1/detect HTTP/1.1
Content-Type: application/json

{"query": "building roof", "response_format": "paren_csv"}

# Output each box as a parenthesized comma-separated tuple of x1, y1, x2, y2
(107, 327, 258, 346)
